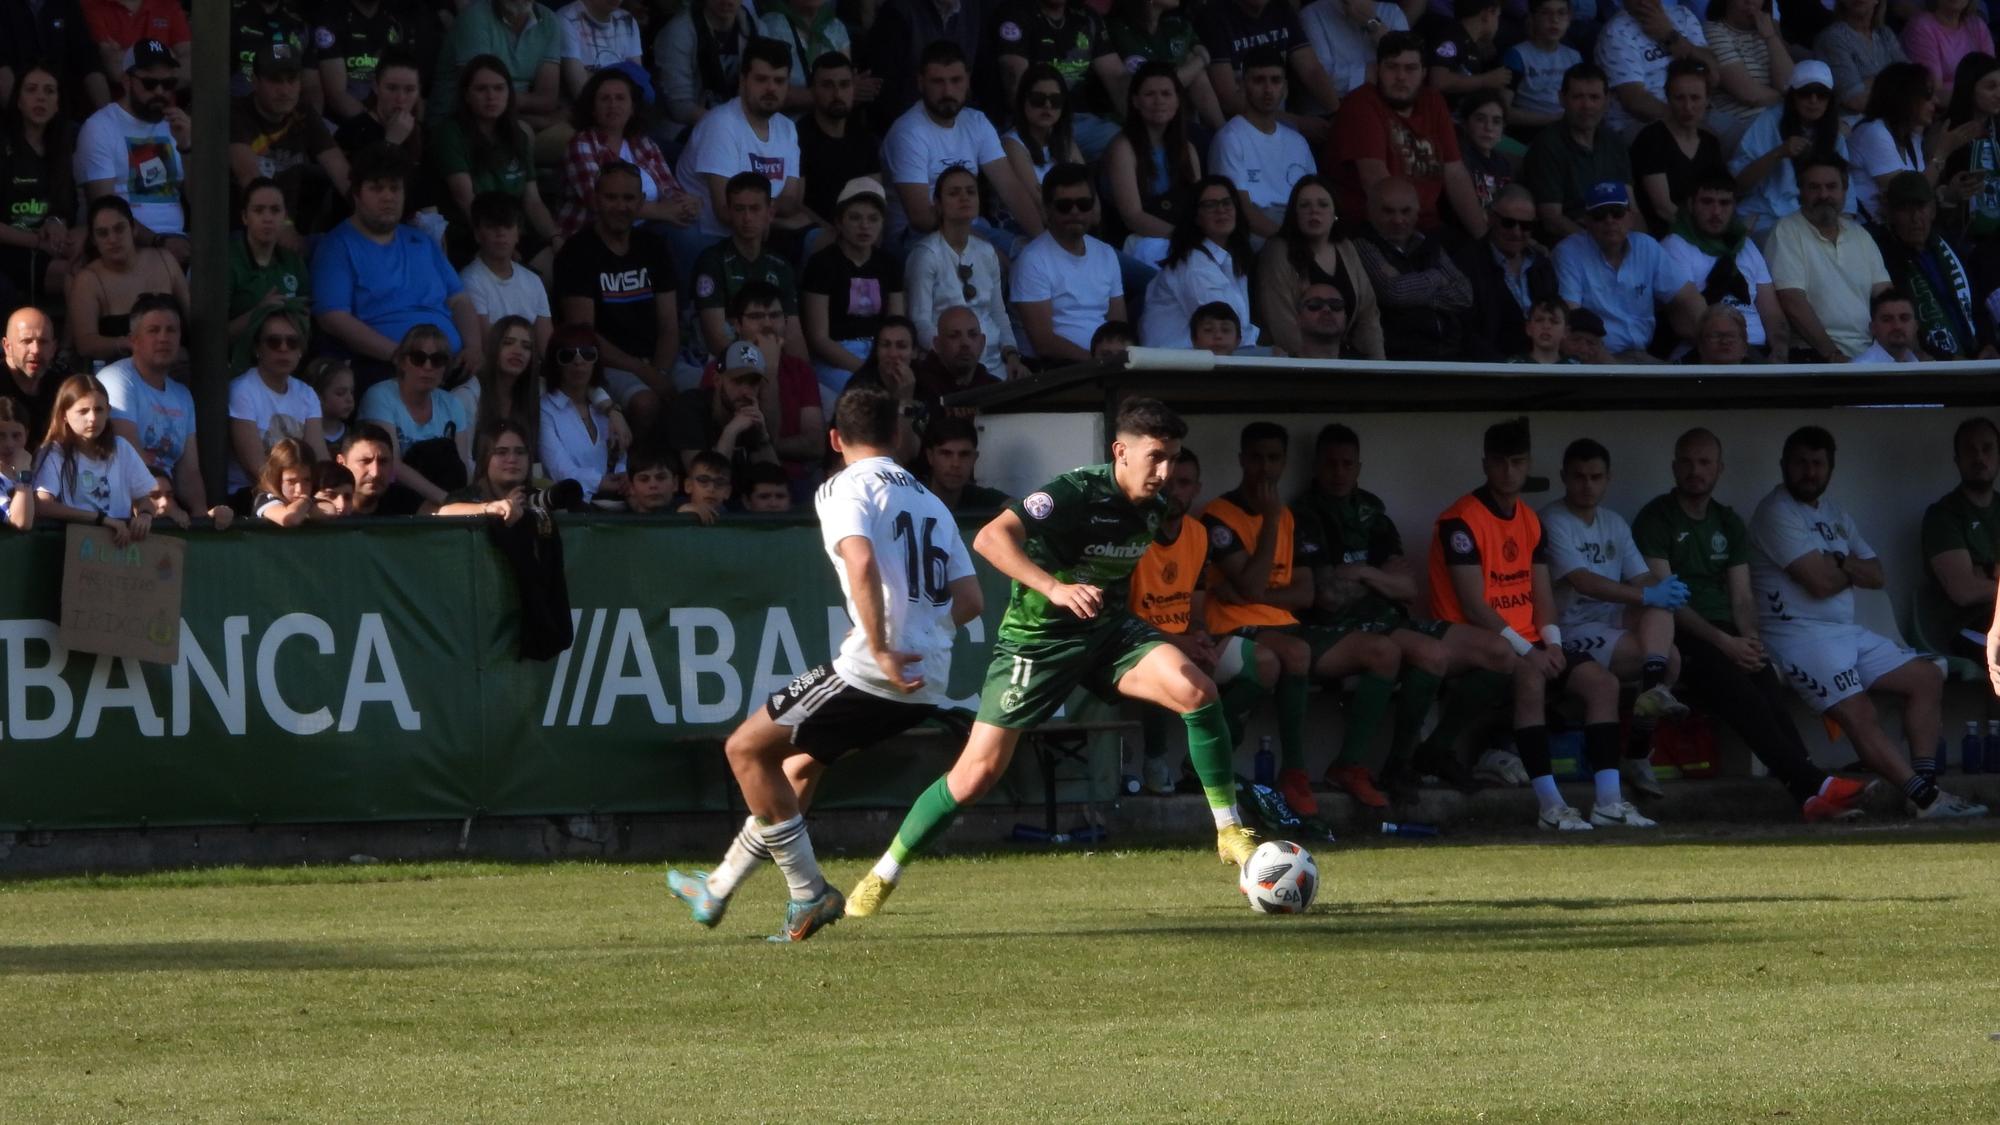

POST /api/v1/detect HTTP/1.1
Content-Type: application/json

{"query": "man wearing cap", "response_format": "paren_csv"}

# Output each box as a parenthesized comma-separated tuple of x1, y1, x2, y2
(229, 0, 316, 101)
(75, 38, 191, 259)
(82, 0, 190, 88)
(1767, 153, 1891, 361)
(1553, 180, 1703, 360)
(1660, 173, 1786, 358)
(1523, 62, 1634, 238)
(230, 44, 352, 236)
(1870, 171, 1982, 361)
(1852, 289, 1923, 363)
(1729, 61, 1852, 234)
(694, 280, 825, 483)
(670, 339, 785, 488)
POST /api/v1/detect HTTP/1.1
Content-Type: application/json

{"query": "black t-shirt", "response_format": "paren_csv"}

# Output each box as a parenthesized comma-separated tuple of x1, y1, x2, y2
(801, 244, 905, 341)
(1195, 0, 1306, 75)
(796, 115, 882, 225)
(0, 363, 60, 442)
(232, 1, 315, 97)
(311, 0, 419, 102)
(0, 133, 57, 295)
(361, 481, 427, 516)
(1630, 122, 1728, 235)
(553, 225, 679, 362)
(991, 0, 1116, 114)
(1421, 15, 1505, 111)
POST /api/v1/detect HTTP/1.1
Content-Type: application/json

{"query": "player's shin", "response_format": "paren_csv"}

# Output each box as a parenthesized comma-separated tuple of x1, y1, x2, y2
(869, 775, 962, 884)
(707, 816, 773, 899)
(1389, 669, 1444, 767)
(758, 815, 827, 901)
(1182, 702, 1241, 827)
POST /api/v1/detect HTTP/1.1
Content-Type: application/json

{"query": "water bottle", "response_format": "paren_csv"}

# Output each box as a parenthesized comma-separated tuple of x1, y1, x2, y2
(1986, 720, 2000, 774)
(1962, 721, 1984, 776)
(1070, 824, 1108, 844)
(1122, 773, 1141, 795)
(1380, 822, 1440, 838)
(1254, 735, 1276, 787)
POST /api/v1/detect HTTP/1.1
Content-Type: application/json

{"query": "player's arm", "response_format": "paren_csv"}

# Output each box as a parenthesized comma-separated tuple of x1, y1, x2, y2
(837, 534, 923, 692)
(1930, 548, 1995, 608)
(973, 509, 1102, 619)
(1644, 554, 1727, 647)
(948, 574, 984, 628)
(1842, 552, 1884, 590)
(1447, 563, 1508, 633)
(1352, 553, 1417, 603)
(1782, 549, 1852, 599)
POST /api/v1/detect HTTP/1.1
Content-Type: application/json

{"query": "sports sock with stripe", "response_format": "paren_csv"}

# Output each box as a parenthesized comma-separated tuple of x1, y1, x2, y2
(1641, 655, 1669, 691)
(1388, 668, 1443, 768)
(1335, 674, 1397, 767)
(757, 815, 826, 901)
(872, 776, 961, 884)
(1904, 774, 1940, 808)
(1181, 701, 1241, 827)
(705, 815, 771, 898)
(1274, 673, 1308, 771)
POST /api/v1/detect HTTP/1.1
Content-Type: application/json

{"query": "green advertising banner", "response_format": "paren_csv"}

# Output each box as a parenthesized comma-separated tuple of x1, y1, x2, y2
(0, 518, 1016, 831)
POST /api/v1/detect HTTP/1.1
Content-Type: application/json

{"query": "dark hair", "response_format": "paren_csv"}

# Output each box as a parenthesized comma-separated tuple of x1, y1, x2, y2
(596, 158, 644, 194)
(454, 54, 529, 181)
(342, 421, 398, 458)
(1115, 396, 1187, 442)
(873, 314, 918, 349)
(35, 374, 115, 501)
(312, 460, 355, 493)
(1528, 295, 1569, 323)
(920, 40, 969, 71)
(1092, 320, 1135, 349)
(3, 66, 75, 223)
(1798, 151, 1850, 184)
(82, 194, 136, 263)
(1562, 437, 1610, 469)
(375, 48, 422, 82)
(1117, 62, 1196, 210)
(1239, 420, 1286, 451)
(1781, 425, 1836, 464)
(1947, 52, 2000, 129)
(627, 443, 680, 478)
(687, 449, 733, 478)
(572, 65, 651, 136)
(1276, 174, 1339, 280)
(129, 292, 183, 330)
(835, 384, 903, 449)
(728, 279, 786, 319)
(470, 190, 522, 229)
(1561, 61, 1609, 93)
(1457, 0, 1502, 18)
(240, 175, 286, 213)
(1163, 174, 1254, 277)
(1484, 416, 1531, 458)
(473, 417, 533, 486)
(742, 36, 794, 76)
(1191, 301, 1242, 341)
(1531, 0, 1571, 9)
(1042, 160, 1095, 208)
(543, 322, 604, 394)
(725, 170, 771, 203)
(350, 143, 413, 194)
(1013, 61, 1076, 167)
(1315, 422, 1360, 453)
(1176, 447, 1201, 471)
(744, 461, 790, 491)
(1952, 416, 2000, 457)
(1860, 62, 1933, 165)
(924, 414, 980, 451)
(810, 50, 853, 80)
(1459, 88, 1507, 122)
(1241, 45, 1288, 75)
(474, 314, 541, 442)
(1691, 172, 1739, 199)
(1869, 287, 1914, 316)
(1665, 57, 1709, 86)
(1377, 31, 1424, 63)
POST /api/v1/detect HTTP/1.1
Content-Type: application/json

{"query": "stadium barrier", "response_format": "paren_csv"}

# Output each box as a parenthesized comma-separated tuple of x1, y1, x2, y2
(0, 518, 1018, 832)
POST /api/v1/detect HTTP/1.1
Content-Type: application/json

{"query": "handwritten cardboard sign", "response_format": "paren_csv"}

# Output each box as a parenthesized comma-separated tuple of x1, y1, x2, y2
(59, 525, 185, 665)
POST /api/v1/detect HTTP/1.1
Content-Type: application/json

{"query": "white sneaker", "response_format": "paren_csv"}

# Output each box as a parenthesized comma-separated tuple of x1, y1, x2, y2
(1632, 684, 1691, 721)
(1142, 756, 1178, 796)
(1917, 790, 1989, 819)
(1590, 800, 1659, 828)
(1476, 748, 1532, 787)
(1538, 804, 1593, 831)
(1621, 758, 1665, 799)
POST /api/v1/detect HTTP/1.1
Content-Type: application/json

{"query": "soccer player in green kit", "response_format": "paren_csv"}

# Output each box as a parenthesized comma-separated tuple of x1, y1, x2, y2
(846, 398, 1255, 916)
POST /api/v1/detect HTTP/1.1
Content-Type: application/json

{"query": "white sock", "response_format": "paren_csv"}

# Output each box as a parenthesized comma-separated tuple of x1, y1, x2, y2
(757, 815, 826, 901)
(1530, 774, 1564, 812)
(1212, 805, 1240, 829)
(869, 854, 903, 883)
(705, 816, 770, 899)
(1593, 769, 1623, 809)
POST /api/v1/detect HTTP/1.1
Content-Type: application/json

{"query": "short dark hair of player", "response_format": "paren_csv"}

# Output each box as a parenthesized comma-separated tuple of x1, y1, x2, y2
(1484, 416, 1531, 458)
(921, 39, 969, 71)
(1561, 62, 1609, 94)
(1043, 161, 1095, 209)
(744, 35, 793, 74)
(350, 143, 412, 195)
(810, 50, 852, 80)
(1241, 46, 1286, 76)
(1190, 301, 1240, 341)
(1240, 420, 1287, 452)
(1869, 287, 1914, 317)
(1177, 447, 1200, 473)
(1315, 422, 1360, 455)
(725, 170, 770, 204)
(687, 449, 733, 478)
(343, 421, 398, 459)
(1563, 437, 1611, 470)
(1674, 426, 1722, 459)
(1092, 320, 1136, 351)
(1377, 31, 1424, 64)
(924, 414, 980, 452)
(470, 191, 522, 230)
(1780, 425, 1837, 466)
(1115, 396, 1187, 443)
(627, 443, 681, 480)
(728, 279, 786, 320)
(836, 383, 902, 449)
(1952, 416, 2000, 459)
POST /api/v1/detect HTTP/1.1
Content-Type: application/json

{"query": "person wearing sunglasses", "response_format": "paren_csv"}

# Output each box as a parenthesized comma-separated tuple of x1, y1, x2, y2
(904, 166, 1025, 380)
(1011, 162, 1127, 363)
(357, 323, 474, 503)
(1552, 180, 1707, 361)
(76, 39, 191, 264)
(1454, 183, 1561, 361)
(1730, 62, 1854, 233)
(1001, 63, 1085, 224)
(1289, 282, 1349, 359)
(227, 307, 330, 498)
(538, 325, 629, 502)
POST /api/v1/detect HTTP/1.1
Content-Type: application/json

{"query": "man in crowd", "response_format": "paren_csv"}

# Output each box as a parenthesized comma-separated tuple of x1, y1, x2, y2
(1690, 304, 1753, 364)
(1853, 290, 1922, 364)
(339, 423, 432, 515)
(797, 54, 882, 229)
(913, 307, 999, 421)
(97, 294, 206, 514)
(1553, 182, 1703, 361)
(1, 307, 60, 438)
(1921, 417, 2000, 655)
(668, 339, 784, 487)
(1631, 427, 1870, 821)
(881, 41, 1042, 244)
(1661, 174, 1785, 358)
(1331, 33, 1487, 238)
(556, 0, 643, 98)
(697, 283, 825, 484)
(922, 416, 1009, 513)
(1596, 0, 1717, 135)
(76, 38, 191, 261)
(677, 37, 810, 242)
(1423, 0, 1512, 114)
(553, 161, 678, 430)
(1749, 426, 1985, 819)
(1207, 47, 1319, 239)
(1768, 155, 1891, 362)
(1870, 173, 1979, 361)
(312, 144, 481, 381)
(1354, 176, 1473, 361)
(861, 0, 994, 127)
(1288, 283, 1349, 359)
(1198, 0, 1345, 136)
(1521, 62, 1629, 238)
(1455, 184, 1558, 360)
(690, 172, 807, 360)
(1011, 164, 1124, 363)
(229, 44, 351, 235)
(1428, 417, 1653, 831)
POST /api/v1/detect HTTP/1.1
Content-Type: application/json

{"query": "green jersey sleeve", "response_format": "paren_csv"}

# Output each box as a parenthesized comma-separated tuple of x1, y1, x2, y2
(1631, 497, 1671, 562)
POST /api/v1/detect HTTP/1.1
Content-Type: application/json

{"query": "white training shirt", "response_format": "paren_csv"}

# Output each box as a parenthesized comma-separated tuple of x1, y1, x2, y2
(818, 455, 977, 704)
(1749, 483, 1876, 627)
(881, 102, 1007, 242)
(1539, 501, 1649, 628)
(675, 96, 801, 237)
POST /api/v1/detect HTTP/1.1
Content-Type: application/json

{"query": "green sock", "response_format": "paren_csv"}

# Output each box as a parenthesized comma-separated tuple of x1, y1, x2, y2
(1422, 669, 1511, 758)
(1182, 702, 1239, 817)
(1275, 673, 1309, 771)
(1389, 669, 1444, 768)
(1336, 673, 1397, 767)
(1217, 669, 1266, 750)
(884, 776, 961, 867)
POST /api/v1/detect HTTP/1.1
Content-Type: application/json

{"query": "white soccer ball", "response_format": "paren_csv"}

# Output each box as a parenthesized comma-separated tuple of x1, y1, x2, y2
(1239, 840, 1318, 914)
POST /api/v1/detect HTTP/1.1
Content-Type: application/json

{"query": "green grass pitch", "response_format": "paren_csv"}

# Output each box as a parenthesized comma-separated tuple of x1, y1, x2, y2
(4, 832, 1998, 1122)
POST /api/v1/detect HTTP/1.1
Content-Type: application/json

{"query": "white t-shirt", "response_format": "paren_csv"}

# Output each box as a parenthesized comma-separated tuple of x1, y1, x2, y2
(1299, 0, 1408, 96)
(1750, 483, 1875, 627)
(1011, 232, 1124, 354)
(1139, 240, 1258, 350)
(1539, 501, 1649, 628)
(675, 97, 801, 236)
(1207, 116, 1317, 222)
(1852, 340, 1919, 363)
(32, 436, 155, 515)
(1597, 6, 1709, 135)
(75, 102, 187, 237)
(227, 370, 324, 492)
(1846, 119, 1924, 221)
(1660, 233, 1774, 347)
(461, 258, 554, 324)
(818, 455, 976, 704)
(881, 103, 1007, 241)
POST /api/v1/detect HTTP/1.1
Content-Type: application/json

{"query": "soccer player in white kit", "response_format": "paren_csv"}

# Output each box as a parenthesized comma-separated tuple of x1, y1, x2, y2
(1750, 426, 1987, 819)
(667, 385, 987, 941)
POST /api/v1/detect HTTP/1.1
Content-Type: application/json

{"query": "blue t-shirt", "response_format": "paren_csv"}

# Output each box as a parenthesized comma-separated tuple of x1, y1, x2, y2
(97, 358, 198, 468)
(358, 380, 470, 452)
(311, 221, 465, 352)
(1503, 41, 1582, 119)
(1553, 230, 1690, 354)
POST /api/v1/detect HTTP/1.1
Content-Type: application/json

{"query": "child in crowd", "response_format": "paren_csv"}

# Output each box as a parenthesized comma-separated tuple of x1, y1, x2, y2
(680, 449, 733, 523)
(625, 445, 680, 515)
(1562, 307, 1612, 364)
(1090, 320, 1136, 361)
(144, 467, 237, 530)
(1512, 298, 1579, 364)
(311, 461, 356, 518)
(1503, 0, 1580, 129)
(742, 462, 794, 512)
(31, 374, 155, 544)
(1190, 302, 1243, 357)
(253, 439, 321, 527)
(0, 399, 31, 475)
(302, 358, 357, 449)
(0, 400, 32, 531)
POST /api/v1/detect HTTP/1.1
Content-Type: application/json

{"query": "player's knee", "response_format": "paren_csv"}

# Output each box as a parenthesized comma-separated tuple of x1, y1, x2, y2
(1474, 632, 1517, 672)
(1172, 671, 1219, 713)
(1276, 639, 1308, 677)
(1572, 661, 1618, 704)
(1254, 645, 1281, 685)
(1407, 636, 1450, 677)
(951, 751, 1009, 799)
(1359, 634, 1400, 678)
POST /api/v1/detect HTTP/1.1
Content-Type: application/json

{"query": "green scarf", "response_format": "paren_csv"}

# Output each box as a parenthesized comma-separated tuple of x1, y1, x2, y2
(1668, 210, 1747, 259)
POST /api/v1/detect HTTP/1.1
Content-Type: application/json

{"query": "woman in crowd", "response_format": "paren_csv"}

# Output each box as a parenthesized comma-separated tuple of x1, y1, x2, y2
(802, 183, 904, 397)
(904, 166, 1022, 380)
(1901, 0, 1992, 107)
(439, 419, 537, 520)
(537, 327, 626, 501)
(457, 315, 543, 444)
(227, 179, 311, 368)
(300, 358, 356, 450)
(1731, 64, 1851, 232)
(1633, 60, 1729, 234)
(1001, 63, 1083, 232)
(1254, 175, 1383, 359)
(557, 67, 700, 238)
(1704, 0, 1795, 150)
(1816, 0, 1907, 114)
(228, 307, 329, 497)
(0, 65, 77, 307)
(1457, 90, 1513, 213)
(251, 439, 321, 527)
(656, 0, 759, 139)
(30, 374, 154, 546)
(434, 55, 559, 270)
(1140, 176, 1258, 349)
(1941, 53, 2000, 237)
(1102, 61, 1201, 268)
(1849, 61, 1981, 220)
(66, 196, 189, 365)
(357, 324, 473, 502)
(1106, 0, 1223, 130)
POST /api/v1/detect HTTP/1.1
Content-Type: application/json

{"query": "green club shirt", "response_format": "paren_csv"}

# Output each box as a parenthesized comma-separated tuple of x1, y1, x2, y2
(1292, 485, 1407, 625)
(1919, 487, 2000, 629)
(1000, 464, 1167, 642)
(1631, 492, 1749, 628)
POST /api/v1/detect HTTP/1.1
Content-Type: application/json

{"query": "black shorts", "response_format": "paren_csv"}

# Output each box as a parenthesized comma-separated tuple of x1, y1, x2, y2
(766, 664, 938, 763)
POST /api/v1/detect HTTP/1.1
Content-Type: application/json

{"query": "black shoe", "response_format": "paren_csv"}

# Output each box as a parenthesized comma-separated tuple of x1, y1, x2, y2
(1413, 745, 1477, 793)
(1380, 762, 1423, 805)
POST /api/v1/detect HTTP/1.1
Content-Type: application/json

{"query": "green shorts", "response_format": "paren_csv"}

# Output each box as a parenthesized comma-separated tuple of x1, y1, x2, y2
(976, 616, 1165, 728)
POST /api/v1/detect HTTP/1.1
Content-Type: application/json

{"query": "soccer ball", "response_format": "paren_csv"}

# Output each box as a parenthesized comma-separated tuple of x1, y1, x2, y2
(1240, 840, 1318, 914)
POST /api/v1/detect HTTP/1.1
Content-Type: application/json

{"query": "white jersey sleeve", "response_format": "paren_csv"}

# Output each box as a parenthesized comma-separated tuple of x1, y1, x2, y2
(1749, 485, 1860, 626)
